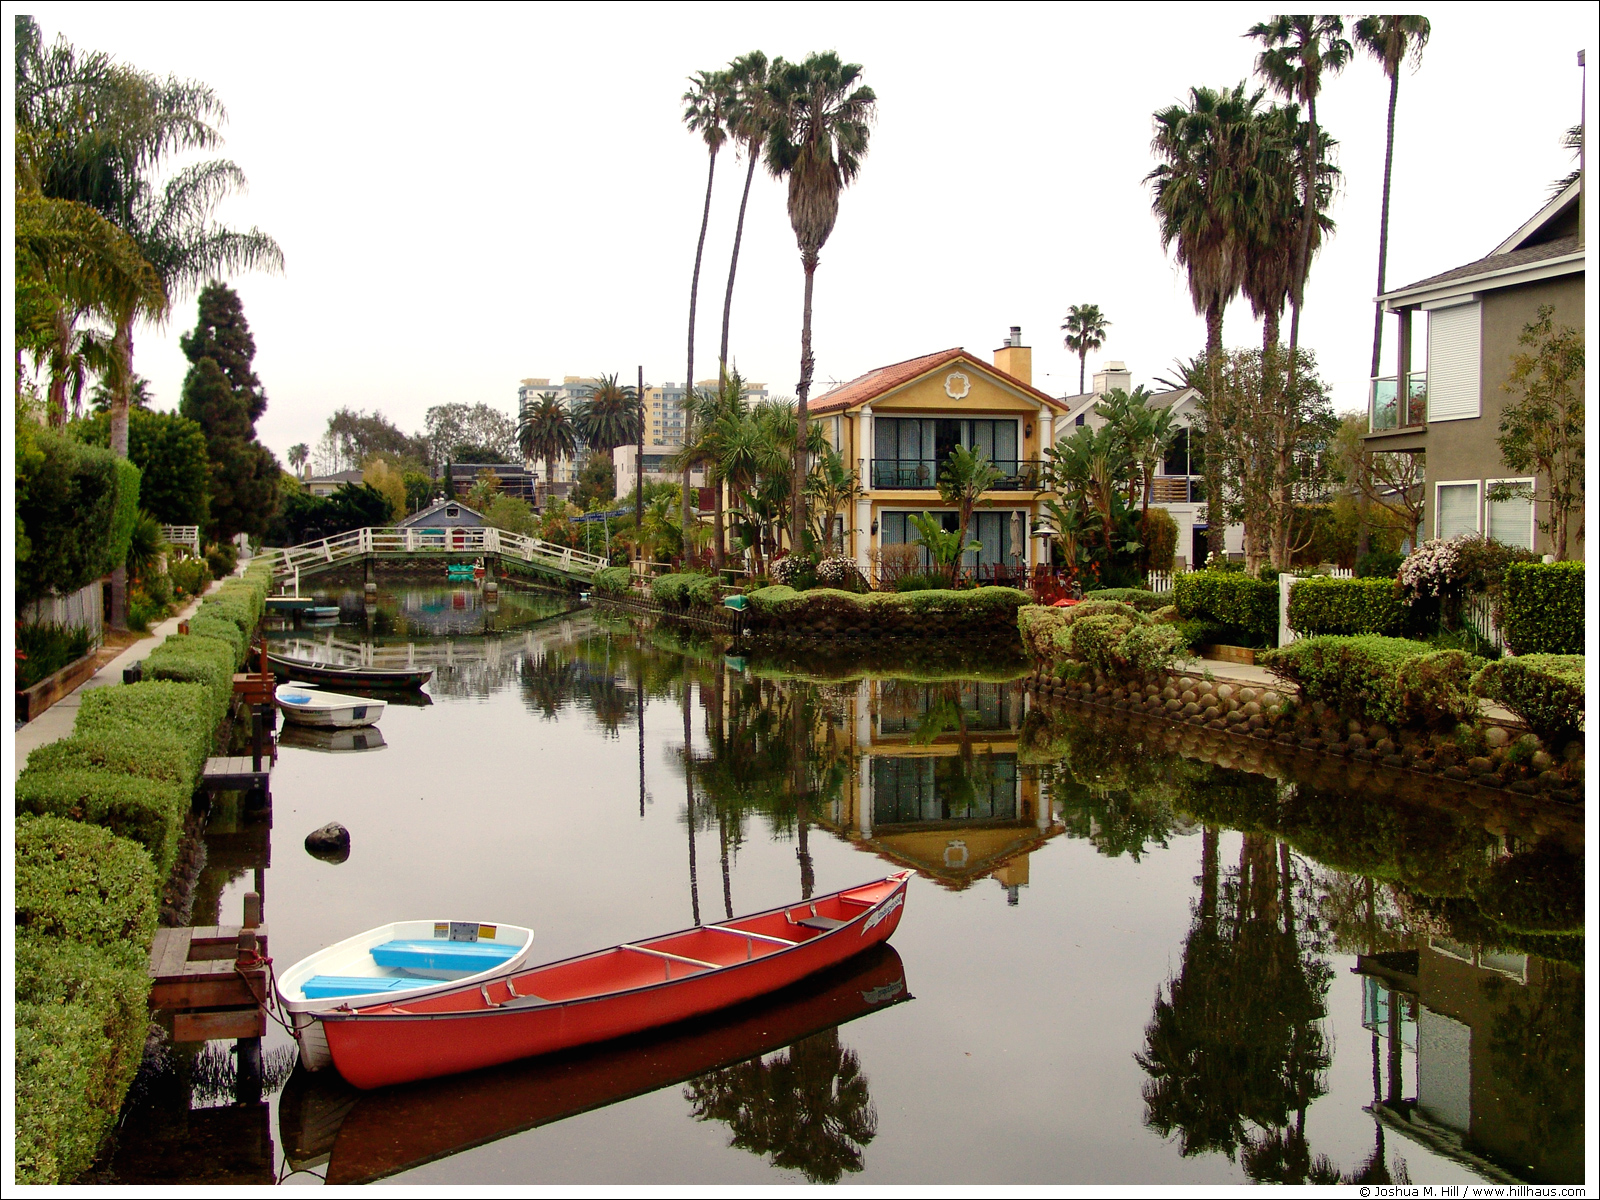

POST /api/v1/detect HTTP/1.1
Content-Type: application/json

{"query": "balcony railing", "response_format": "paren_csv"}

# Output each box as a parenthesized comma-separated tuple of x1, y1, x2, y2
(1370, 373, 1427, 432)
(1148, 477, 1202, 504)
(870, 459, 1043, 491)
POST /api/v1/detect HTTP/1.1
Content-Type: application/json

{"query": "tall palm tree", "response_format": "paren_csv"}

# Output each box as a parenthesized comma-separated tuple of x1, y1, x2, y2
(1061, 303, 1110, 394)
(286, 442, 309, 478)
(518, 391, 578, 495)
(718, 52, 771, 381)
(1352, 17, 1430, 383)
(682, 69, 732, 537)
(1249, 15, 1352, 393)
(575, 372, 641, 460)
(763, 52, 877, 550)
(1147, 82, 1268, 557)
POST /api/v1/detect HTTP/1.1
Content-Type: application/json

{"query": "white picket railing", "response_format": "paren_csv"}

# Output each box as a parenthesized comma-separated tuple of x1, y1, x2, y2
(271, 527, 608, 584)
(161, 525, 202, 552)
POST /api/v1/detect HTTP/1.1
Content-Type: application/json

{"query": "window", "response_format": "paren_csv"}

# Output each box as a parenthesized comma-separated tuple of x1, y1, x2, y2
(1162, 426, 1189, 476)
(1426, 300, 1481, 422)
(446, 505, 459, 518)
(1486, 478, 1535, 550)
(880, 509, 1022, 574)
(1074, 413, 1085, 427)
(1434, 482, 1480, 541)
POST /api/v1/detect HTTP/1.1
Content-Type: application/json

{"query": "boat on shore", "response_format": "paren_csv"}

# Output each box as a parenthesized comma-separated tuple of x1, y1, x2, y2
(277, 920, 537, 1072)
(316, 873, 911, 1089)
(268, 653, 434, 690)
(275, 684, 387, 729)
(278, 943, 911, 1183)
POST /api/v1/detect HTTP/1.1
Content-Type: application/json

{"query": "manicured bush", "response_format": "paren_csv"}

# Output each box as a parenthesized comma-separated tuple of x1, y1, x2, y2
(1287, 576, 1408, 637)
(15, 425, 138, 604)
(15, 768, 190, 880)
(1173, 569, 1279, 648)
(1471, 654, 1585, 748)
(14, 936, 153, 1184)
(1018, 605, 1072, 661)
(206, 541, 238, 577)
(1261, 635, 1482, 729)
(652, 572, 718, 609)
(593, 565, 632, 594)
(24, 725, 205, 793)
(1499, 561, 1584, 655)
(1018, 601, 1186, 679)
(1081, 588, 1167, 612)
(143, 633, 238, 725)
(747, 586, 1031, 635)
(15, 815, 159, 949)
(1069, 612, 1138, 674)
(186, 612, 246, 664)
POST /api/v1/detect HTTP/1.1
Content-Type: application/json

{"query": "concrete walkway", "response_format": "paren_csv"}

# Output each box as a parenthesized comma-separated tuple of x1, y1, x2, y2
(14, 578, 227, 779)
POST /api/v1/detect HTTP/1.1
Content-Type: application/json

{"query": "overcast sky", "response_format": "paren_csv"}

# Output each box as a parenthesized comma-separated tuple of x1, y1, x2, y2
(21, 3, 1593, 467)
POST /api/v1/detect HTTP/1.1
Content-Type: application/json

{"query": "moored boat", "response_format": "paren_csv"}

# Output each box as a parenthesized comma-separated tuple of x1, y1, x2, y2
(275, 684, 387, 729)
(276, 919, 536, 1072)
(268, 652, 433, 690)
(277, 724, 388, 753)
(318, 873, 911, 1089)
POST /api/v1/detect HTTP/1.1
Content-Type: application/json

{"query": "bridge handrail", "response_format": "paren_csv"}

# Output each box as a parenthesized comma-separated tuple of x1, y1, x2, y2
(271, 527, 607, 580)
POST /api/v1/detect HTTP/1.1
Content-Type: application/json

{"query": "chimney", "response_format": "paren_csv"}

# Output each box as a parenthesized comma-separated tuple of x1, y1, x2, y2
(993, 326, 1032, 387)
(1092, 361, 1132, 396)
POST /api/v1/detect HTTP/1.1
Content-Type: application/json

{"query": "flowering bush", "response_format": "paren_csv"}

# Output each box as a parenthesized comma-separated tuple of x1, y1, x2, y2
(814, 555, 867, 592)
(769, 554, 816, 589)
(1396, 537, 1464, 604)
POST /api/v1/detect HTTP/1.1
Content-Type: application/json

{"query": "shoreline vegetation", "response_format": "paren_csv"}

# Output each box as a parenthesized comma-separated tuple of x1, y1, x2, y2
(14, 555, 275, 1184)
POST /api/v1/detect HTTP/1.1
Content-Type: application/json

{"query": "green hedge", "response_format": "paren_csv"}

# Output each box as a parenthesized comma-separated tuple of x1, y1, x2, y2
(143, 633, 238, 726)
(653, 572, 718, 609)
(14, 937, 153, 1184)
(1081, 587, 1167, 612)
(15, 425, 139, 604)
(748, 584, 1030, 618)
(186, 612, 246, 665)
(1261, 635, 1482, 729)
(24, 725, 205, 793)
(1500, 561, 1584, 655)
(15, 768, 190, 880)
(1471, 654, 1585, 748)
(593, 565, 632, 594)
(106, 457, 142, 576)
(1018, 601, 1186, 678)
(15, 815, 159, 949)
(1287, 576, 1408, 637)
(1173, 570, 1279, 648)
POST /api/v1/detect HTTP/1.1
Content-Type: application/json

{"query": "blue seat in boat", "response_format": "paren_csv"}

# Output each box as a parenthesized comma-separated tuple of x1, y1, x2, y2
(369, 939, 520, 974)
(301, 974, 434, 999)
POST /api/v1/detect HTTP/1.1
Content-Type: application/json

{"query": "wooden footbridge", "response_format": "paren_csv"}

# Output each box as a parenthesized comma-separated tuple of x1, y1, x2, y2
(272, 527, 608, 590)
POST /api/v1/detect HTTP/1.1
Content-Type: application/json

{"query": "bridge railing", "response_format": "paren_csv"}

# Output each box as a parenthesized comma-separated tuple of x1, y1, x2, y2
(272, 527, 608, 581)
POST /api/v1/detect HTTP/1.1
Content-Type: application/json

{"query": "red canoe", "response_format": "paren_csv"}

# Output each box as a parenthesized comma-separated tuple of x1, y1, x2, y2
(321, 873, 912, 1089)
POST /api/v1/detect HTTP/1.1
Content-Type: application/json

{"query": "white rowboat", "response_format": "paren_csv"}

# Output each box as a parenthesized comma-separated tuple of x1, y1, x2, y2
(275, 684, 387, 728)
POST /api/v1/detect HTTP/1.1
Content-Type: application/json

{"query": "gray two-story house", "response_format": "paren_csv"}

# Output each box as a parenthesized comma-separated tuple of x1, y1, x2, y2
(1364, 177, 1584, 558)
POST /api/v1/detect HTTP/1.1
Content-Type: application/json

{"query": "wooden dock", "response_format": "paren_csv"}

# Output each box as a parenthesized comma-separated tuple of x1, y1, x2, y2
(149, 902, 270, 1042)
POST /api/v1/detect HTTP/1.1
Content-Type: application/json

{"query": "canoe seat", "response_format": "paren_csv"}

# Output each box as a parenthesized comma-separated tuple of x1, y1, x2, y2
(301, 974, 433, 999)
(796, 916, 845, 932)
(371, 939, 521, 974)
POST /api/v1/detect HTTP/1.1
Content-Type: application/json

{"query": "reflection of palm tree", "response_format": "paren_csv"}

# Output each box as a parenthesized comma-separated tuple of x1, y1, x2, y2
(685, 1028, 877, 1183)
(520, 652, 577, 719)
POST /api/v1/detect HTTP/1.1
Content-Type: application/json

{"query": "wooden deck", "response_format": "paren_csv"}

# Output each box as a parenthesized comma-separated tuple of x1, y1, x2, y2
(202, 756, 272, 791)
(149, 921, 270, 1041)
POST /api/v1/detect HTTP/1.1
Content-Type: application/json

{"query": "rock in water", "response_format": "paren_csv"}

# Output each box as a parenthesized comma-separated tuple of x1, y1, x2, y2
(305, 822, 351, 863)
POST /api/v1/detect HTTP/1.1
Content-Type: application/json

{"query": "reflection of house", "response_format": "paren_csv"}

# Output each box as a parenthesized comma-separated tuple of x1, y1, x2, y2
(811, 678, 1063, 900)
(1355, 938, 1582, 1183)
(806, 329, 1070, 583)
(1365, 177, 1584, 557)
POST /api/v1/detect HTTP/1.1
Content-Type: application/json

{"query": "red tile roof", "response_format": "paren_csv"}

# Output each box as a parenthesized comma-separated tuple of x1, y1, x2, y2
(806, 348, 1070, 416)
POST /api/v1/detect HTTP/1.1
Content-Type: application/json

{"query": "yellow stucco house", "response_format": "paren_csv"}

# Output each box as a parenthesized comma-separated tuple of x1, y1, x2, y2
(807, 328, 1070, 583)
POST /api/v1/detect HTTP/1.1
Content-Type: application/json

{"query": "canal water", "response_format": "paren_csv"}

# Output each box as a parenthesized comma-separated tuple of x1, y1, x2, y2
(112, 581, 1584, 1186)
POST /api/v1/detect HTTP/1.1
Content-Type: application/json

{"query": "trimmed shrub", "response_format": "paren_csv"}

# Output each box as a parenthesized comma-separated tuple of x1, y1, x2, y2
(747, 586, 1031, 638)
(1018, 605, 1072, 661)
(24, 725, 204, 793)
(1262, 635, 1482, 729)
(186, 612, 246, 664)
(143, 633, 238, 725)
(1471, 654, 1585, 748)
(652, 572, 718, 609)
(1019, 601, 1186, 679)
(16, 426, 134, 604)
(1081, 588, 1167, 612)
(1287, 576, 1408, 637)
(15, 815, 159, 949)
(1173, 569, 1279, 648)
(206, 541, 238, 577)
(1069, 612, 1137, 674)
(169, 555, 212, 598)
(593, 565, 632, 594)
(15, 937, 153, 1183)
(15, 769, 190, 880)
(1500, 561, 1584, 655)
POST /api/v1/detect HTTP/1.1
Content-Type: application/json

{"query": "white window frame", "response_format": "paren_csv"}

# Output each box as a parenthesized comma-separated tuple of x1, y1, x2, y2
(1485, 476, 1537, 550)
(1432, 479, 1481, 541)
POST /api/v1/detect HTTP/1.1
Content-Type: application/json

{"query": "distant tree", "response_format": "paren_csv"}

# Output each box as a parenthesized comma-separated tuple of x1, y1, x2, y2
(482, 493, 538, 537)
(517, 392, 578, 486)
(1492, 305, 1584, 560)
(682, 67, 732, 535)
(321, 407, 426, 471)
(718, 52, 772, 379)
(466, 468, 502, 512)
(424, 402, 517, 467)
(362, 457, 407, 520)
(89, 373, 154, 415)
(574, 451, 617, 510)
(75, 407, 210, 526)
(1062, 304, 1110, 394)
(265, 481, 391, 545)
(286, 442, 310, 477)
(936, 444, 1001, 572)
(575, 373, 642, 458)
(402, 469, 434, 513)
(451, 443, 502, 464)
(178, 282, 267, 421)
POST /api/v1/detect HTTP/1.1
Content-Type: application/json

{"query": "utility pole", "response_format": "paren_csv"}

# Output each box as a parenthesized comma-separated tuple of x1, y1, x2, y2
(636, 364, 645, 570)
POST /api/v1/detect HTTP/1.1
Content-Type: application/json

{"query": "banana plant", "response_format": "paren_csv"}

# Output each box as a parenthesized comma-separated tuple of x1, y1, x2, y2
(909, 512, 980, 587)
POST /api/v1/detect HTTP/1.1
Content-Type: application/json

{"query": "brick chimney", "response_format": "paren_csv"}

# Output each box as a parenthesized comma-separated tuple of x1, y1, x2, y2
(993, 326, 1032, 386)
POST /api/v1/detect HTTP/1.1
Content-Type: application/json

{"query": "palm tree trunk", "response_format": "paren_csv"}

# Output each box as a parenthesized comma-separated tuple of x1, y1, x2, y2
(793, 250, 818, 555)
(1203, 300, 1226, 562)
(713, 477, 725, 572)
(1287, 95, 1319, 398)
(107, 318, 135, 630)
(684, 680, 700, 925)
(719, 810, 733, 920)
(1369, 69, 1400, 382)
(686, 149, 719, 554)
(1078, 350, 1087, 395)
(719, 148, 760, 381)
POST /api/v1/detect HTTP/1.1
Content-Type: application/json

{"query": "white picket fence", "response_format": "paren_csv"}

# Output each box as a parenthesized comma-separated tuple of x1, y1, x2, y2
(1462, 592, 1506, 654)
(18, 579, 104, 644)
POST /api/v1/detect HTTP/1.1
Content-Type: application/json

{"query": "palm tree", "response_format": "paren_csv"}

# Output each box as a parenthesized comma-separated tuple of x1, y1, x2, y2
(806, 444, 861, 553)
(1096, 386, 1179, 514)
(682, 69, 732, 536)
(718, 52, 771, 381)
(936, 444, 1001, 577)
(1352, 17, 1430, 384)
(286, 442, 309, 478)
(518, 391, 578, 495)
(1147, 82, 1269, 558)
(575, 373, 641, 460)
(763, 52, 877, 550)
(1061, 303, 1110, 394)
(1249, 16, 1352, 394)
(674, 373, 746, 570)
